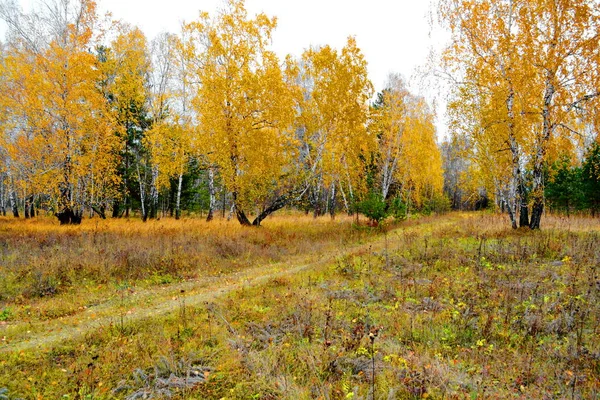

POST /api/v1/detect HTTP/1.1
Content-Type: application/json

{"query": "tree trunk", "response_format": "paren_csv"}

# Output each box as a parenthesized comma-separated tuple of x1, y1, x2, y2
(206, 167, 216, 222)
(530, 159, 545, 229)
(512, 149, 529, 229)
(24, 195, 31, 219)
(497, 179, 517, 229)
(329, 184, 336, 219)
(235, 207, 252, 226)
(381, 150, 397, 201)
(175, 171, 183, 220)
(530, 71, 555, 230)
(343, 162, 355, 214)
(339, 182, 350, 214)
(252, 194, 289, 226)
(168, 184, 175, 217)
(0, 175, 5, 216)
(222, 188, 226, 218)
(91, 205, 107, 219)
(505, 196, 518, 230)
(124, 140, 130, 218)
(56, 155, 79, 224)
(112, 200, 120, 218)
(149, 166, 159, 220)
(312, 189, 321, 219)
(405, 188, 412, 218)
(530, 198, 544, 229)
(518, 191, 529, 228)
(505, 84, 529, 229)
(9, 186, 19, 218)
(232, 192, 251, 225)
(137, 164, 147, 222)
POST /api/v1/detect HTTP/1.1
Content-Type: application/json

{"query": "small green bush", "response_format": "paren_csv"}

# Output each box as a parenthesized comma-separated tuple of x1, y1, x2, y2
(422, 194, 451, 215)
(390, 196, 407, 221)
(358, 192, 388, 225)
(0, 308, 12, 321)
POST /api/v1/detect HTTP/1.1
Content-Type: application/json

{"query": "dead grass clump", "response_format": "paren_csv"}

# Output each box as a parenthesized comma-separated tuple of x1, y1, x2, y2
(115, 355, 212, 399)
(209, 236, 248, 259)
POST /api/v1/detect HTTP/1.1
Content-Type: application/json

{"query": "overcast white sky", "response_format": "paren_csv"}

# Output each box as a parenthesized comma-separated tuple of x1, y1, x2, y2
(99, 0, 441, 89)
(1, 0, 450, 138)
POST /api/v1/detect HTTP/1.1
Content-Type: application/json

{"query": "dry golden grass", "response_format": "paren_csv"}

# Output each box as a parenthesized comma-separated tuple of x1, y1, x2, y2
(0, 213, 367, 323)
(0, 211, 598, 399)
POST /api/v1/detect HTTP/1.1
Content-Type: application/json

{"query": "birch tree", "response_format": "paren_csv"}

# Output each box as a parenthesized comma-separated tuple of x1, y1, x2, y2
(0, 0, 119, 224)
(439, 0, 600, 229)
(300, 38, 374, 217)
(187, 0, 300, 226)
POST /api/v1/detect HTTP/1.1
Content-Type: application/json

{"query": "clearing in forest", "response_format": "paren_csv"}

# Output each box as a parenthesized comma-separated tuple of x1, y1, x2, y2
(0, 212, 599, 399)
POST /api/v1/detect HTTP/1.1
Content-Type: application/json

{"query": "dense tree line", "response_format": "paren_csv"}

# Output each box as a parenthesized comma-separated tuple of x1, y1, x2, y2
(545, 143, 600, 216)
(0, 0, 445, 225)
(439, 0, 600, 228)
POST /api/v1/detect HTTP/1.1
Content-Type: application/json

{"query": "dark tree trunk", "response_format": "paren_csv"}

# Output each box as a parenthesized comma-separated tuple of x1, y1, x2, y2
(56, 211, 70, 224)
(312, 192, 321, 218)
(221, 189, 226, 218)
(112, 200, 120, 218)
(236, 207, 252, 226)
(149, 202, 157, 220)
(24, 197, 30, 219)
(56, 208, 82, 225)
(232, 192, 251, 226)
(530, 200, 543, 230)
(0, 176, 4, 216)
(91, 205, 107, 219)
(529, 151, 546, 231)
(519, 201, 529, 228)
(311, 183, 323, 218)
(252, 195, 289, 227)
(10, 189, 19, 218)
(517, 169, 529, 228)
(24, 195, 35, 219)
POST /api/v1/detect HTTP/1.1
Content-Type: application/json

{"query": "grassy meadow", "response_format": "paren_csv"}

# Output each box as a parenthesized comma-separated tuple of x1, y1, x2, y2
(0, 212, 599, 399)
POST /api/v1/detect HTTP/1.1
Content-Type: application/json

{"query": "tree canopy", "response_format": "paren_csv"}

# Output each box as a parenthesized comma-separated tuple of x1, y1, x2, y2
(439, 0, 600, 228)
(0, 0, 449, 225)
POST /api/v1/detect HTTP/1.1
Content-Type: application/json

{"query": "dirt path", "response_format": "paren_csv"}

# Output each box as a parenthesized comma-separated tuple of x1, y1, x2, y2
(2, 259, 319, 353)
(0, 214, 461, 353)
(0, 237, 371, 353)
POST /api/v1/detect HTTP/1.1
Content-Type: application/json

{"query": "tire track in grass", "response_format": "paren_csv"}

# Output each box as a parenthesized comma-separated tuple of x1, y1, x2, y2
(0, 214, 461, 353)
(2, 260, 318, 353)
